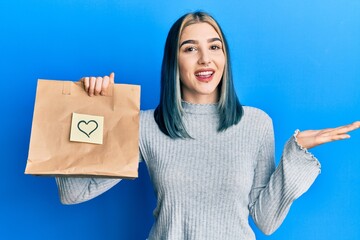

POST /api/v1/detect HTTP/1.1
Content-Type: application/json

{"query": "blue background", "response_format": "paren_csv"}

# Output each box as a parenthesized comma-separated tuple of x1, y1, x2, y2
(1, 0, 359, 239)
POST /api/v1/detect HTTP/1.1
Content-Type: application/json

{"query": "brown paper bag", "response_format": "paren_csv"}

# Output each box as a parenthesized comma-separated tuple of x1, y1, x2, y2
(25, 79, 140, 178)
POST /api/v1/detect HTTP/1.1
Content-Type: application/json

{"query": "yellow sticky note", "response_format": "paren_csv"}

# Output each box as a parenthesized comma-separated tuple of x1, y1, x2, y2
(70, 113, 104, 144)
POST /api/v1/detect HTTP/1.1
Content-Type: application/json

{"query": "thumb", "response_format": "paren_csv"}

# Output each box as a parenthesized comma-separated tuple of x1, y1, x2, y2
(109, 72, 115, 83)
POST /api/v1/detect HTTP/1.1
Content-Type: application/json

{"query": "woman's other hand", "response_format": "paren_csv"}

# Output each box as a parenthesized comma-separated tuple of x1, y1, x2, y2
(80, 72, 115, 97)
(296, 121, 360, 149)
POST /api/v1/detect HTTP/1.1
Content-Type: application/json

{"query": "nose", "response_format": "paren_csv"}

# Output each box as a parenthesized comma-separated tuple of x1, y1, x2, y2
(198, 49, 211, 66)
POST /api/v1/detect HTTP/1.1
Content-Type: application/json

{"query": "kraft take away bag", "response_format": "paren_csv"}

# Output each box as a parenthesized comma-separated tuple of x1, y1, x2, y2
(25, 79, 140, 178)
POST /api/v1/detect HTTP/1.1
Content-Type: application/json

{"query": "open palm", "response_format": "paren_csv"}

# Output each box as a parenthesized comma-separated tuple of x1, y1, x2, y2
(297, 121, 360, 149)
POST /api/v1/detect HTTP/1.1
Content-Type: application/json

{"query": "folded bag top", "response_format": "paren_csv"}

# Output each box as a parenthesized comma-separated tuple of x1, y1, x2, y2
(25, 79, 140, 178)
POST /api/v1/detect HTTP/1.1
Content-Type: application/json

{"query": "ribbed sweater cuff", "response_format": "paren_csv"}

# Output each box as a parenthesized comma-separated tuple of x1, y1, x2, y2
(281, 131, 321, 200)
(292, 129, 321, 172)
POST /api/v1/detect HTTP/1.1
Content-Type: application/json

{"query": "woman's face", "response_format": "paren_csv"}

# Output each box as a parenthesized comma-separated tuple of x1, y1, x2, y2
(178, 22, 225, 104)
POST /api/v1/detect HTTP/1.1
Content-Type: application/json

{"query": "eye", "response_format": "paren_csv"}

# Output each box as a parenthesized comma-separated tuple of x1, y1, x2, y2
(210, 44, 222, 50)
(184, 46, 197, 52)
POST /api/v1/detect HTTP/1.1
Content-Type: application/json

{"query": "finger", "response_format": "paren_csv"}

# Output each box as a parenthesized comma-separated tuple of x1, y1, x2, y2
(94, 77, 103, 96)
(299, 128, 336, 138)
(320, 128, 341, 137)
(109, 72, 115, 84)
(329, 123, 360, 135)
(320, 128, 337, 134)
(346, 121, 360, 135)
(320, 123, 358, 137)
(352, 121, 360, 128)
(101, 76, 110, 96)
(319, 133, 351, 143)
(345, 122, 360, 133)
(82, 77, 90, 93)
(89, 77, 96, 96)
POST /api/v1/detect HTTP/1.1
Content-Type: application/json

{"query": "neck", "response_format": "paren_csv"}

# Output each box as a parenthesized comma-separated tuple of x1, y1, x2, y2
(181, 93, 219, 104)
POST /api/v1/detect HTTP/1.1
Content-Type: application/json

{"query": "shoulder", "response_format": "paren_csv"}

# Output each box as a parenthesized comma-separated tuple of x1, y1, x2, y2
(242, 106, 272, 123)
(140, 109, 155, 121)
(139, 109, 157, 130)
(140, 109, 155, 122)
(238, 106, 274, 144)
(239, 106, 273, 134)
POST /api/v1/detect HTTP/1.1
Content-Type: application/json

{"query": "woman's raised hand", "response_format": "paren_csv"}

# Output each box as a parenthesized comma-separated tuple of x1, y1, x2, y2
(296, 121, 360, 149)
(80, 72, 115, 97)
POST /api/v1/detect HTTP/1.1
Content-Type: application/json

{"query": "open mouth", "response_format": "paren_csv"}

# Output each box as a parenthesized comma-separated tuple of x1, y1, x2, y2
(195, 70, 215, 82)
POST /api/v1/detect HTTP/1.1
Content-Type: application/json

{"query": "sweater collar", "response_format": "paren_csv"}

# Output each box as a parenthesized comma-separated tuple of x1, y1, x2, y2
(181, 100, 219, 115)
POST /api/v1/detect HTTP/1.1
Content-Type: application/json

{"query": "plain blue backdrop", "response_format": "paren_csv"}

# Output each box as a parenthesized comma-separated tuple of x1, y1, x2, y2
(1, 0, 359, 239)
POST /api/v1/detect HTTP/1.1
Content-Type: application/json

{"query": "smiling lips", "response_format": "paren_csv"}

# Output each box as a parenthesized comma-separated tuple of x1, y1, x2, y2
(194, 69, 215, 82)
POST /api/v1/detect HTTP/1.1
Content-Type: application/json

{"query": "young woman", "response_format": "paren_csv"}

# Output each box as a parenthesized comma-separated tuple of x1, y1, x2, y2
(56, 11, 360, 239)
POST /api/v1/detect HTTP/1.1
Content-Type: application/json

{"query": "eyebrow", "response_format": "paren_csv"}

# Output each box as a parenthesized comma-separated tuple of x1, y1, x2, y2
(179, 37, 222, 48)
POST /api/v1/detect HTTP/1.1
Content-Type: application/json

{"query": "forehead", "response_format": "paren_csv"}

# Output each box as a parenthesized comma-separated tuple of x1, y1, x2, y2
(180, 22, 220, 41)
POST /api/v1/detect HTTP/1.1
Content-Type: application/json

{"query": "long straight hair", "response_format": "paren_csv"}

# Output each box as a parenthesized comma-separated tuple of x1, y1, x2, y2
(154, 11, 243, 139)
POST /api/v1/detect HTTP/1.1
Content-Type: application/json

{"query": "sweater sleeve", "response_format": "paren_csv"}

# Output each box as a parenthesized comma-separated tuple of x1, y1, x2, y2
(55, 177, 121, 205)
(55, 148, 146, 205)
(248, 123, 321, 235)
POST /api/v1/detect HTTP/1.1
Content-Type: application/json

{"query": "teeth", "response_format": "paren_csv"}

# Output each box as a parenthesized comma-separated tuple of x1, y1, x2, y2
(196, 71, 213, 76)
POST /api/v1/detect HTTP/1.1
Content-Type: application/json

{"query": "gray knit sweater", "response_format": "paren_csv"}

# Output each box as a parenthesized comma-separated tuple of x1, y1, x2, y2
(56, 102, 321, 240)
